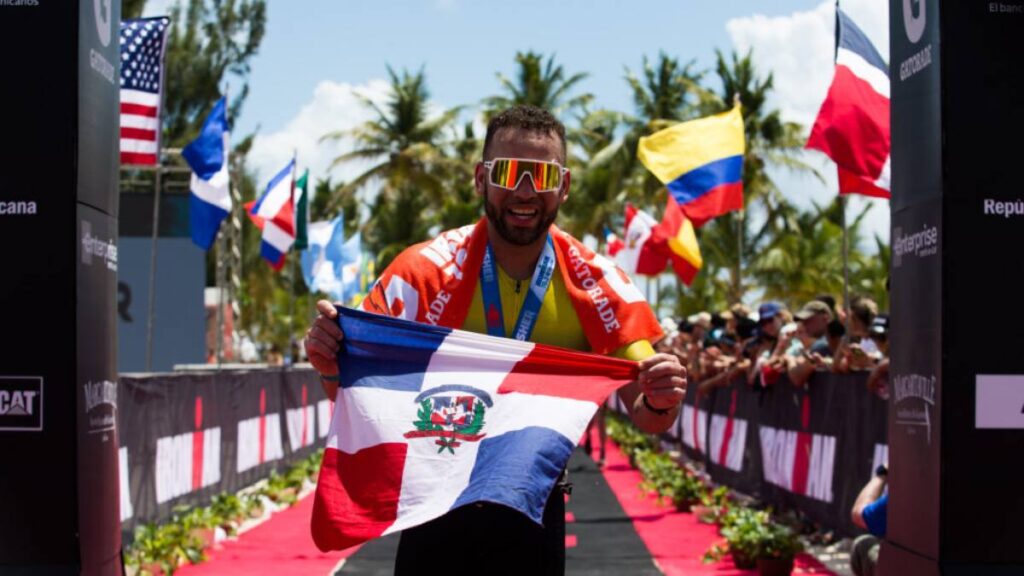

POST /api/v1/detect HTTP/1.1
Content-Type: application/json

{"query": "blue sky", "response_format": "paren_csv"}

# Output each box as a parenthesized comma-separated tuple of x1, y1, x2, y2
(147, 0, 891, 246)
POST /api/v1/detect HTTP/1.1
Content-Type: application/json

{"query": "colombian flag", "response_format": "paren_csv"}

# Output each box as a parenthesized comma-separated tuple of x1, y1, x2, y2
(637, 105, 745, 228)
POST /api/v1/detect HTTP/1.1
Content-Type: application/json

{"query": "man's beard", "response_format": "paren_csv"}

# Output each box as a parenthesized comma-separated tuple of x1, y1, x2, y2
(484, 191, 559, 246)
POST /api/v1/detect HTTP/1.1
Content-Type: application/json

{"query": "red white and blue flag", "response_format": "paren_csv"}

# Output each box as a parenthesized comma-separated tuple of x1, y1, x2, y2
(246, 159, 296, 270)
(310, 307, 638, 552)
(807, 8, 891, 199)
(119, 17, 171, 166)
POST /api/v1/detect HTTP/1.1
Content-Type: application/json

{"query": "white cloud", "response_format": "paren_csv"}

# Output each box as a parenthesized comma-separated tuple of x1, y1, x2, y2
(727, 0, 890, 250)
(726, 0, 888, 129)
(247, 79, 392, 204)
(141, 0, 179, 18)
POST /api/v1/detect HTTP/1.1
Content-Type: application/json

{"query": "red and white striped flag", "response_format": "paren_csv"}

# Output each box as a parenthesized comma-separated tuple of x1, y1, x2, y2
(120, 17, 171, 166)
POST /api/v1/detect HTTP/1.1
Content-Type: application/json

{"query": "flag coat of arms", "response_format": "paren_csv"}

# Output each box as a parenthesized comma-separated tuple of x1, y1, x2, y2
(806, 9, 891, 199)
(311, 307, 638, 552)
(637, 105, 746, 228)
(614, 204, 666, 276)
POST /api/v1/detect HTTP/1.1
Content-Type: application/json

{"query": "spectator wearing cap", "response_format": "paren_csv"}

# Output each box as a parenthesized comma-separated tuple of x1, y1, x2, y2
(720, 303, 752, 341)
(749, 302, 790, 387)
(813, 294, 846, 355)
(786, 300, 834, 387)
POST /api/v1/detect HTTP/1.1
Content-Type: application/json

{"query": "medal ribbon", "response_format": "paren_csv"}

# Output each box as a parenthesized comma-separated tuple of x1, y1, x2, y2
(480, 235, 556, 341)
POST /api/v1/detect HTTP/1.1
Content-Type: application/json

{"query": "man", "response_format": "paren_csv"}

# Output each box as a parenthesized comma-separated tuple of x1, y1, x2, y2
(786, 300, 833, 387)
(304, 105, 685, 575)
(850, 464, 888, 576)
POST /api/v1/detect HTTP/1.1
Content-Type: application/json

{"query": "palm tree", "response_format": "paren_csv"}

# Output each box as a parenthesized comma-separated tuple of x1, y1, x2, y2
(565, 54, 708, 246)
(622, 53, 711, 206)
(752, 198, 880, 308)
(559, 107, 629, 239)
(321, 66, 460, 269)
(482, 51, 592, 119)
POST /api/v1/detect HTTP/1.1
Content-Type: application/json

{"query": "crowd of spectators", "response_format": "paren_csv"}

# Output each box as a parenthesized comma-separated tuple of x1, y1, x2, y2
(654, 295, 890, 398)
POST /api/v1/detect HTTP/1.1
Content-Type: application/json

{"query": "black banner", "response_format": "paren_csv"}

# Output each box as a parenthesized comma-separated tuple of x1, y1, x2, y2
(0, 1, 123, 574)
(118, 368, 330, 534)
(627, 372, 888, 537)
(884, 0, 1024, 572)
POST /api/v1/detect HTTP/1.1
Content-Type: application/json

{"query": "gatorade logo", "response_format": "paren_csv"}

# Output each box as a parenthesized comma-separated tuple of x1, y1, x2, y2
(94, 0, 112, 47)
(903, 0, 926, 44)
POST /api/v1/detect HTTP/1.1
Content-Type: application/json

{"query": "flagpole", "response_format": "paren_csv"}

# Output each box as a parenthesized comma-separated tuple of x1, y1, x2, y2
(216, 85, 231, 367)
(145, 159, 162, 372)
(733, 93, 744, 305)
(736, 210, 744, 304)
(840, 194, 851, 325)
(655, 272, 662, 317)
(288, 150, 298, 364)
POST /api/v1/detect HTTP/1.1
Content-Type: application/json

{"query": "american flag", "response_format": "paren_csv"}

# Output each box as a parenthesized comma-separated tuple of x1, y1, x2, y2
(120, 17, 171, 166)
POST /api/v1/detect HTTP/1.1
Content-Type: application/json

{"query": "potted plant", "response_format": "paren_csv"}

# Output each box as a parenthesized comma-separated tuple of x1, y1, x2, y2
(210, 493, 246, 536)
(756, 522, 803, 576)
(692, 486, 730, 524)
(719, 507, 770, 570)
(668, 470, 705, 512)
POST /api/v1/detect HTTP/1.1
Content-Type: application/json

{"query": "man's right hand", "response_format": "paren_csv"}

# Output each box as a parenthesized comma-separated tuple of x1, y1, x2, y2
(304, 300, 345, 379)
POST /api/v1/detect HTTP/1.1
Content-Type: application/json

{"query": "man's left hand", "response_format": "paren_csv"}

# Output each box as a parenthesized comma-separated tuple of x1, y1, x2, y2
(637, 353, 687, 411)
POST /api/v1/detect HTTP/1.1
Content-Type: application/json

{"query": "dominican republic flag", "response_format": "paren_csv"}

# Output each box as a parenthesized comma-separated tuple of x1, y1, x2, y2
(311, 307, 638, 551)
(246, 160, 296, 270)
(182, 97, 231, 250)
(614, 203, 666, 276)
(807, 9, 891, 199)
(637, 105, 745, 228)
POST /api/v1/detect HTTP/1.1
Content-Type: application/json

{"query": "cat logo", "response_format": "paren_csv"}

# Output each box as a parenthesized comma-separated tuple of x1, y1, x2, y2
(0, 377, 43, 432)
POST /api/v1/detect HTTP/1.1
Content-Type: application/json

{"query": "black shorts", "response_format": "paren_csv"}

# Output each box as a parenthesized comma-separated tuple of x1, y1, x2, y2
(394, 483, 566, 575)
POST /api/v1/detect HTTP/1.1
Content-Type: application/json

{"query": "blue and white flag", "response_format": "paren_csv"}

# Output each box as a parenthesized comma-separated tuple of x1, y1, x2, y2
(301, 214, 361, 301)
(182, 97, 231, 250)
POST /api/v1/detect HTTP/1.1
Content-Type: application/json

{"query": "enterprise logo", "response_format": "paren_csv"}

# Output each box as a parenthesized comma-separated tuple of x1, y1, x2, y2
(81, 221, 118, 271)
(892, 224, 938, 267)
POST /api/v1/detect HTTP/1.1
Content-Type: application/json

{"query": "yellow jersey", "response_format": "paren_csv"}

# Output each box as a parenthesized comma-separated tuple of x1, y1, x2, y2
(461, 263, 654, 362)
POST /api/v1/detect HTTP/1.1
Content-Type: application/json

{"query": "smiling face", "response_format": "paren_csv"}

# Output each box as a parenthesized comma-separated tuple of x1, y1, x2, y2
(475, 127, 570, 246)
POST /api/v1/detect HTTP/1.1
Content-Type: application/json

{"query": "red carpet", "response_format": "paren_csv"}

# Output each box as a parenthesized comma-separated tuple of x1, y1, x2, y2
(175, 493, 353, 576)
(589, 428, 836, 575)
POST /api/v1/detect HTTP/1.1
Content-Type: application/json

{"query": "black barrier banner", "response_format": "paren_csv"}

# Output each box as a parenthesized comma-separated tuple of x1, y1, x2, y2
(644, 371, 887, 536)
(118, 368, 329, 535)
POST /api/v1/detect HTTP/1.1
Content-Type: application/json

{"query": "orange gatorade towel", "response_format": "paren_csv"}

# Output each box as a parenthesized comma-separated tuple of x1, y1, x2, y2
(362, 218, 663, 355)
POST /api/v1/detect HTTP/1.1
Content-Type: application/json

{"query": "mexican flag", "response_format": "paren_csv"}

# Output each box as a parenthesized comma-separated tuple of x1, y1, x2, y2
(293, 168, 310, 250)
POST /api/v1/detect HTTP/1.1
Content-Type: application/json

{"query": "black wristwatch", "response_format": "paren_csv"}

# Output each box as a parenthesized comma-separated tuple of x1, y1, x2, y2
(642, 394, 673, 416)
(875, 464, 888, 477)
